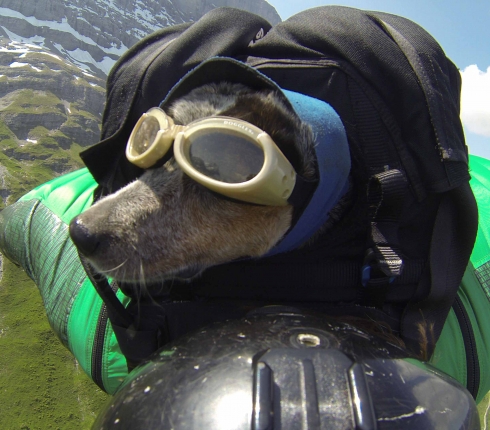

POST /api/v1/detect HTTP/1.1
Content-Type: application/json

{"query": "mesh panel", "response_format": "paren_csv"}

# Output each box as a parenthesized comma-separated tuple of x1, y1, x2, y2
(0, 199, 38, 278)
(475, 262, 490, 301)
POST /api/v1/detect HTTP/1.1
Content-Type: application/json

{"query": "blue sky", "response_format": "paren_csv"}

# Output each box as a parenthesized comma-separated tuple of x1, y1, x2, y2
(268, 0, 490, 159)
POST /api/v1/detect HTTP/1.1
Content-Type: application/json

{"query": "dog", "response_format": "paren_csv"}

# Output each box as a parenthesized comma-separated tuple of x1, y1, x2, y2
(69, 82, 324, 286)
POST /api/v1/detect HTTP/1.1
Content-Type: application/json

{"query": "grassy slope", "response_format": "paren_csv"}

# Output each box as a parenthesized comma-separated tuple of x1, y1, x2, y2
(0, 259, 108, 429)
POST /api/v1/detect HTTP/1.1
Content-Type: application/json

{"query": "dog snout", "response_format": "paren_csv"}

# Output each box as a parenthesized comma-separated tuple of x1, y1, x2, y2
(69, 216, 100, 257)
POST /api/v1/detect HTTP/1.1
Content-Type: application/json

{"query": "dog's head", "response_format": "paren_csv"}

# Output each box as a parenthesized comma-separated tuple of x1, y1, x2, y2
(69, 83, 318, 284)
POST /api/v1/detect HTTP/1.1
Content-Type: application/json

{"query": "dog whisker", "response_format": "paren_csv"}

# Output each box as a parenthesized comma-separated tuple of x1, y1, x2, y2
(139, 259, 148, 293)
(99, 259, 128, 275)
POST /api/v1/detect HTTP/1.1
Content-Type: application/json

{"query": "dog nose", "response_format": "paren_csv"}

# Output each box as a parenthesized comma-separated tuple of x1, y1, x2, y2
(69, 217, 100, 256)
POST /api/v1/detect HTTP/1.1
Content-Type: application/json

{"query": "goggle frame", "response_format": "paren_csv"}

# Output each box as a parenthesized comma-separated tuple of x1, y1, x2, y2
(126, 107, 297, 206)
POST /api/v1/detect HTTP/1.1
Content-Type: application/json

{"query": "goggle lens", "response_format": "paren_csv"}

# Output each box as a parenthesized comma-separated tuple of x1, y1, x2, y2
(188, 132, 265, 183)
(132, 115, 161, 156)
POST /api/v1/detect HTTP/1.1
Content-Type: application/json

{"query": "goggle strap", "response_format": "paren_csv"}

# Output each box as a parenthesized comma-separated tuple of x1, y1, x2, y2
(147, 150, 173, 170)
(287, 174, 318, 208)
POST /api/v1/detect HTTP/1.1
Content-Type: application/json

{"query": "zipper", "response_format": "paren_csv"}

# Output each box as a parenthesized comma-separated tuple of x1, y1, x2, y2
(91, 279, 122, 391)
(452, 295, 480, 398)
(91, 303, 109, 391)
(80, 250, 131, 392)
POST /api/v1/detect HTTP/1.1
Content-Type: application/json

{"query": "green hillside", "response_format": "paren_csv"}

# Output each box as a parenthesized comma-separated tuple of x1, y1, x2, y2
(0, 260, 109, 430)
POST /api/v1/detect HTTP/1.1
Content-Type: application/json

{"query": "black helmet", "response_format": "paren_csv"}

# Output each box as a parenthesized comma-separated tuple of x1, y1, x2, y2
(93, 307, 479, 429)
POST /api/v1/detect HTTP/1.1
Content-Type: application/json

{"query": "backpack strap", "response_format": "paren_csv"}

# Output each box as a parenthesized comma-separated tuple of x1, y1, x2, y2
(79, 253, 169, 370)
(362, 169, 408, 307)
(347, 71, 410, 307)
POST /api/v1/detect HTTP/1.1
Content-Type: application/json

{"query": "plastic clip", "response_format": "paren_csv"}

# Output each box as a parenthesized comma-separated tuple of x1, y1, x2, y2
(361, 249, 395, 287)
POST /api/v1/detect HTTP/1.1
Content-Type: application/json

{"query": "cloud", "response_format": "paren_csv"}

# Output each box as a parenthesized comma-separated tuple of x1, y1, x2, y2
(460, 65, 490, 137)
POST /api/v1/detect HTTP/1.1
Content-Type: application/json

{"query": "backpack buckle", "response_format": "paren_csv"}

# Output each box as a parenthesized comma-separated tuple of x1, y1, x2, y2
(361, 248, 395, 287)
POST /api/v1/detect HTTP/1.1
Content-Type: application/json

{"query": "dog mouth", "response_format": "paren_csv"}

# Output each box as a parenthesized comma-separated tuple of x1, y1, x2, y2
(87, 257, 204, 285)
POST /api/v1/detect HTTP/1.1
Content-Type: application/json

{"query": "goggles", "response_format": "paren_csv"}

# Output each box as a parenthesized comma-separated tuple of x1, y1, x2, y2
(126, 107, 300, 206)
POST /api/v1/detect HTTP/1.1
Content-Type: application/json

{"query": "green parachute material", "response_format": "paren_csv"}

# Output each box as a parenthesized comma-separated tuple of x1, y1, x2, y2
(0, 168, 129, 394)
(1, 156, 490, 399)
(432, 155, 490, 404)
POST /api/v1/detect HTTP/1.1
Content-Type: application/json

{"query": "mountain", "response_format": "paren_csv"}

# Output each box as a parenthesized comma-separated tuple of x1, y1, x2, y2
(0, 37, 105, 206)
(0, 0, 281, 79)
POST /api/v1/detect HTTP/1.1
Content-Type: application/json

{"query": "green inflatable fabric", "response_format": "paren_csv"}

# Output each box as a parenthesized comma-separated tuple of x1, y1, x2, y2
(1, 156, 490, 400)
(431, 155, 490, 404)
(0, 168, 129, 394)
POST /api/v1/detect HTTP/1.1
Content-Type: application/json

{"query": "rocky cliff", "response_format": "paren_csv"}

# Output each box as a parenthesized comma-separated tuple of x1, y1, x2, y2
(171, 0, 280, 27)
(0, 37, 105, 206)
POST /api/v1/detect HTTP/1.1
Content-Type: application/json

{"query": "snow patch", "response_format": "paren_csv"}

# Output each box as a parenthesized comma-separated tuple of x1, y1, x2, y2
(53, 43, 115, 76)
(26, 139, 38, 144)
(0, 30, 62, 63)
(9, 61, 43, 72)
(40, 52, 63, 61)
(9, 61, 29, 68)
(1, 26, 46, 48)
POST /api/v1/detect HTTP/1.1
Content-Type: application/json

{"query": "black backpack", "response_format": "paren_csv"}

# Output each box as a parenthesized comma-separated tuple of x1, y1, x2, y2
(80, 6, 477, 363)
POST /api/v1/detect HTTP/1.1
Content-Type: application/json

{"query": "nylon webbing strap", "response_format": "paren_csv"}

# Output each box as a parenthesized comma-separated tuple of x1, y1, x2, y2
(368, 169, 407, 277)
(363, 169, 408, 307)
(79, 253, 133, 328)
(347, 75, 408, 306)
(347, 78, 392, 172)
(184, 258, 425, 304)
(79, 253, 167, 370)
